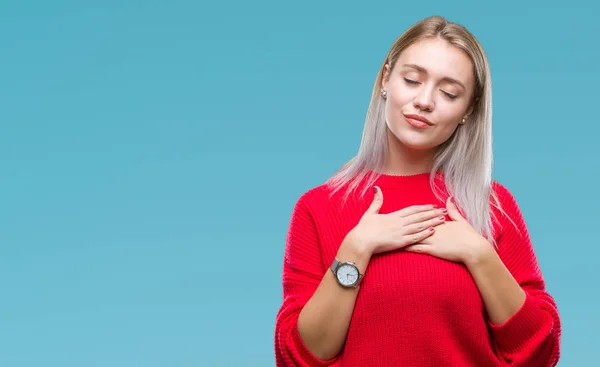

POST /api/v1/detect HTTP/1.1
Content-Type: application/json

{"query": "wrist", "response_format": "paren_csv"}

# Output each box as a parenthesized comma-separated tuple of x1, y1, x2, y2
(464, 238, 495, 269)
(342, 230, 373, 257)
(338, 232, 372, 273)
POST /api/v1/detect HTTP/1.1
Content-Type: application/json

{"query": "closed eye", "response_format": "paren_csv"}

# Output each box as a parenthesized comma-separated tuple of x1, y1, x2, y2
(442, 91, 458, 100)
(404, 77, 458, 100)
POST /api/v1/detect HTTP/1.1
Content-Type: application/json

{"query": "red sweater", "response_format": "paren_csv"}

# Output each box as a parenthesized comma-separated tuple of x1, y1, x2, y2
(274, 172, 561, 367)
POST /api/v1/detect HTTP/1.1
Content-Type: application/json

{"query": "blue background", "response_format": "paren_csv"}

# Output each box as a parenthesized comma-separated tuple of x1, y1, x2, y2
(1, 1, 597, 366)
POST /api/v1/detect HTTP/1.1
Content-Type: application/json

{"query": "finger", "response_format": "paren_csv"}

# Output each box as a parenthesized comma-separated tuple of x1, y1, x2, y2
(367, 186, 384, 214)
(401, 226, 435, 247)
(403, 214, 445, 234)
(446, 196, 466, 222)
(395, 204, 439, 218)
(404, 244, 431, 255)
(401, 207, 447, 226)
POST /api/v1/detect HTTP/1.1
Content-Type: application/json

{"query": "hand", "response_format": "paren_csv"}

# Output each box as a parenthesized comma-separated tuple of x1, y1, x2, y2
(404, 196, 493, 265)
(344, 186, 447, 256)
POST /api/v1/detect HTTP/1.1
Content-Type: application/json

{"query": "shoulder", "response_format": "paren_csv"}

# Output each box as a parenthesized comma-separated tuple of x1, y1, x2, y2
(490, 180, 528, 235)
(284, 183, 339, 240)
(292, 182, 335, 213)
(491, 180, 521, 210)
(290, 176, 362, 222)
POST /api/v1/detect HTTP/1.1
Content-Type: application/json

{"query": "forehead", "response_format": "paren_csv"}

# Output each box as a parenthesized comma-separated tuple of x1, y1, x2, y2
(396, 38, 474, 85)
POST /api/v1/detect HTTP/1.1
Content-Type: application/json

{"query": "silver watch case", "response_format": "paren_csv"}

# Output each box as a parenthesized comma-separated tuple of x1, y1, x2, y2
(330, 258, 363, 288)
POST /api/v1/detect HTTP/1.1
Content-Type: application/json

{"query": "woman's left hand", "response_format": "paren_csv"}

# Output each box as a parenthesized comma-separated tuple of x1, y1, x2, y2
(404, 197, 493, 265)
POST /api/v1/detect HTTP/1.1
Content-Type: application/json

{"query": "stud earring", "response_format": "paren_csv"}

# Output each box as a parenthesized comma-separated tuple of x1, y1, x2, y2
(461, 117, 466, 124)
(380, 88, 387, 98)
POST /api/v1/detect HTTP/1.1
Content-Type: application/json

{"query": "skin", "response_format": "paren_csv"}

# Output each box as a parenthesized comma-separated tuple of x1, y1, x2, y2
(405, 196, 527, 327)
(296, 37, 526, 360)
(379, 37, 526, 327)
(381, 37, 475, 176)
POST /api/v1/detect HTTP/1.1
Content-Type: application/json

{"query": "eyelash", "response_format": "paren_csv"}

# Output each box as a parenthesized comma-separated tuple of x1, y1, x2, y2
(403, 78, 458, 100)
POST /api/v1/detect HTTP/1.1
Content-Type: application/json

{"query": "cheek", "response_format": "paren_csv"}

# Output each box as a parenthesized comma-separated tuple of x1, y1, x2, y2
(437, 112, 458, 126)
(388, 84, 412, 105)
(436, 104, 466, 127)
(431, 114, 462, 140)
(384, 85, 466, 131)
(384, 88, 411, 121)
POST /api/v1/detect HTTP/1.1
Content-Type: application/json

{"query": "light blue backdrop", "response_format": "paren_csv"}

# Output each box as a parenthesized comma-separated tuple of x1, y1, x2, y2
(1, 0, 597, 366)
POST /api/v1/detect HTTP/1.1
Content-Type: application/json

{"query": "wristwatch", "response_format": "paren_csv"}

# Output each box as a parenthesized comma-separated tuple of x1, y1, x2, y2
(330, 258, 364, 288)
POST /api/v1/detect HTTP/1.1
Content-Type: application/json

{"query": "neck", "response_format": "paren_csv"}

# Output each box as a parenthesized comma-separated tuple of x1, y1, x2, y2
(382, 128, 436, 176)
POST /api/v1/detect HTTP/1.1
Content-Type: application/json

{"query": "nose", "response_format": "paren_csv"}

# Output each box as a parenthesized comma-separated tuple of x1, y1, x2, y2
(413, 86, 435, 112)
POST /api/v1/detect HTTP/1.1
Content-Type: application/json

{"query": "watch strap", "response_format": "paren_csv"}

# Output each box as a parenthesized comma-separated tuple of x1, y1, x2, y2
(330, 258, 341, 273)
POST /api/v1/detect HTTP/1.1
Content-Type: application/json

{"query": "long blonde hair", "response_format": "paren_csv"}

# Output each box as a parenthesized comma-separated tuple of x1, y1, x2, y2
(326, 15, 503, 244)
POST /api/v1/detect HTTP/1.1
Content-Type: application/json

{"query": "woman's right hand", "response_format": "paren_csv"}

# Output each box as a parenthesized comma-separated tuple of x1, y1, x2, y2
(345, 186, 447, 256)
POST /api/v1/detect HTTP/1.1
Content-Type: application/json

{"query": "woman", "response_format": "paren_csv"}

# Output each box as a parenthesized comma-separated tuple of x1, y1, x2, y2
(274, 15, 561, 367)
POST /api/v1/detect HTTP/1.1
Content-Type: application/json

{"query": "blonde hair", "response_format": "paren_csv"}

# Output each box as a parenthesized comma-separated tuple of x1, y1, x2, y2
(326, 15, 503, 244)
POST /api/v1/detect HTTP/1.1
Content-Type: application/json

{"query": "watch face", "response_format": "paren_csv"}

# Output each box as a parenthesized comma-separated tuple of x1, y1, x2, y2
(336, 263, 359, 287)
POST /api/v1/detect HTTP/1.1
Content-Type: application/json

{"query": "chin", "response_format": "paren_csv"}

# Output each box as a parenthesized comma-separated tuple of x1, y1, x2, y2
(398, 137, 438, 151)
(388, 125, 440, 151)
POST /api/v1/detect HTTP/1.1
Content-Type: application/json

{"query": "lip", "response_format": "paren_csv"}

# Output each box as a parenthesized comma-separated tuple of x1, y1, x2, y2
(403, 114, 433, 129)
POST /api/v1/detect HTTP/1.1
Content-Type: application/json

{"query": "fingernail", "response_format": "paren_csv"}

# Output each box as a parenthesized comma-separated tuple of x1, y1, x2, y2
(441, 208, 447, 214)
(429, 227, 434, 231)
(439, 216, 445, 220)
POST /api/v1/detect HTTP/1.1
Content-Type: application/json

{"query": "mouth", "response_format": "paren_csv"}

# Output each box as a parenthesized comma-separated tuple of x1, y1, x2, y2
(403, 114, 433, 129)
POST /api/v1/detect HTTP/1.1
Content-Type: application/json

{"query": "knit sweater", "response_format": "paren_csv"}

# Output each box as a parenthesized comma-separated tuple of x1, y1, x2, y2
(274, 172, 561, 367)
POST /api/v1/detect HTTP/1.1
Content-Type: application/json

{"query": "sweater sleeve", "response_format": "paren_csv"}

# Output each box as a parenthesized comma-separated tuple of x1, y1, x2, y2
(274, 191, 340, 367)
(488, 183, 562, 367)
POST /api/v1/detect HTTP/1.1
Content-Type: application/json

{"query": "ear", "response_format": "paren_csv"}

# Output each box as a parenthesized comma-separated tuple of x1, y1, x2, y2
(461, 105, 475, 124)
(466, 105, 474, 117)
(463, 95, 480, 121)
(381, 63, 391, 90)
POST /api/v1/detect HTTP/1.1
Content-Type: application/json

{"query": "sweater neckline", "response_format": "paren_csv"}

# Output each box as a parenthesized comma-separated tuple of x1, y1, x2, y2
(370, 170, 443, 188)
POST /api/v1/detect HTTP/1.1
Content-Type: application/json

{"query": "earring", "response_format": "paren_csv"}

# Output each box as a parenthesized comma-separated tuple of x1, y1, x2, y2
(380, 88, 387, 98)
(461, 117, 466, 124)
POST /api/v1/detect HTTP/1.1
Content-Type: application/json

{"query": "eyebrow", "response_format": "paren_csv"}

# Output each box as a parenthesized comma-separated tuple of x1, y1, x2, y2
(402, 63, 466, 91)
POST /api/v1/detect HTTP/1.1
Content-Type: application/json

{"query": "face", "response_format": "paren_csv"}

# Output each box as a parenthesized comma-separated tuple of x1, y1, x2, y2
(381, 37, 476, 152)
